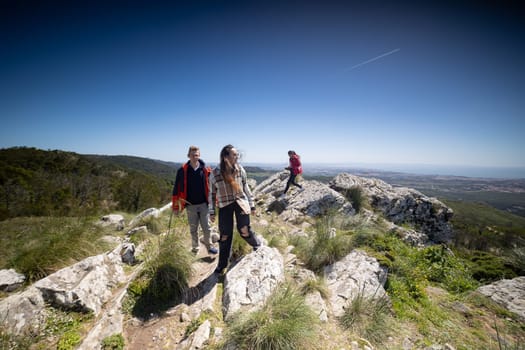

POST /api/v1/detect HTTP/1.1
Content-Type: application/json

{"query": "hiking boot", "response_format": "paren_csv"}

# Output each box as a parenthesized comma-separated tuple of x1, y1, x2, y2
(208, 247, 218, 254)
(191, 247, 199, 254)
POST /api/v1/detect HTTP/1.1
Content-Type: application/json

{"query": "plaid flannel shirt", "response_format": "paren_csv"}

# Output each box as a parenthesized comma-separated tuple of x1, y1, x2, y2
(208, 164, 254, 215)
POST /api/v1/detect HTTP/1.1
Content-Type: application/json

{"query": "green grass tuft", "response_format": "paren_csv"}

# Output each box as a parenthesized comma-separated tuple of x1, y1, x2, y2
(101, 334, 125, 350)
(292, 213, 355, 273)
(126, 231, 193, 319)
(339, 286, 392, 345)
(0, 216, 114, 282)
(300, 277, 329, 299)
(225, 284, 319, 350)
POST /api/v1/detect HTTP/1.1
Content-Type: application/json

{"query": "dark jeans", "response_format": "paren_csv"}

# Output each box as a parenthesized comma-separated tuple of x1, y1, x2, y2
(284, 173, 302, 193)
(217, 201, 260, 271)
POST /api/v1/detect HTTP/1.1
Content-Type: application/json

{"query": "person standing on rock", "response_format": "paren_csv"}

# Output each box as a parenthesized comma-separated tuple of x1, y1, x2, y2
(209, 144, 261, 274)
(281, 150, 303, 197)
(172, 146, 218, 255)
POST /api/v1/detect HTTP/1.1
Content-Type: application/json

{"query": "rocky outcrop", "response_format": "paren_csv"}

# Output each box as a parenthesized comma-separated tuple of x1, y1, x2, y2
(254, 171, 355, 220)
(0, 245, 128, 336)
(477, 276, 525, 321)
(33, 247, 126, 314)
(330, 173, 454, 243)
(253, 171, 453, 245)
(222, 245, 285, 320)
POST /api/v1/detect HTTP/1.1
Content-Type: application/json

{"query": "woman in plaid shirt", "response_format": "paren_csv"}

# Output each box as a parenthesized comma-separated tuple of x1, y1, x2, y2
(209, 144, 261, 274)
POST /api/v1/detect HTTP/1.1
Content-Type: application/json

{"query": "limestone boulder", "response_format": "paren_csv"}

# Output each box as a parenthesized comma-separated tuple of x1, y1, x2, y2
(99, 214, 125, 230)
(324, 250, 388, 317)
(222, 246, 285, 320)
(477, 276, 525, 321)
(0, 268, 26, 292)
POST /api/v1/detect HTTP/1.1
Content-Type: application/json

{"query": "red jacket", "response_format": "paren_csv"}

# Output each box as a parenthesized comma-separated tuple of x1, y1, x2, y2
(172, 161, 211, 211)
(289, 154, 303, 175)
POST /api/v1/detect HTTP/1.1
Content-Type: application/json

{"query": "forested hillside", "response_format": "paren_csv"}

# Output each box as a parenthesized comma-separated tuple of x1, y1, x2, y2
(0, 147, 178, 220)
(84, 154, 180, 183)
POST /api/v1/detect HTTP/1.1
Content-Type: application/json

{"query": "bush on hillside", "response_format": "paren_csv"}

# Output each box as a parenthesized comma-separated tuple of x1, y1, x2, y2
(419, 245, 478, 293)
(458, 250, 517, 283)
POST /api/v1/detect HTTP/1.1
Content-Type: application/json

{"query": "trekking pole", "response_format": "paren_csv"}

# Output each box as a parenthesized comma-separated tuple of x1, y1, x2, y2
(167, 209, 173, 235)
(167, 198, 189, 236)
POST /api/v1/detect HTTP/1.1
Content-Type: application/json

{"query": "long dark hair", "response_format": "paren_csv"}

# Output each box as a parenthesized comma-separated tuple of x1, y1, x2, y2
(220, 144, 241, 193)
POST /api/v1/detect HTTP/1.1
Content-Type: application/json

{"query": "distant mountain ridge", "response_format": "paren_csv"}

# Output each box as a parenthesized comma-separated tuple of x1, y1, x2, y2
(2, 146, 524, 218)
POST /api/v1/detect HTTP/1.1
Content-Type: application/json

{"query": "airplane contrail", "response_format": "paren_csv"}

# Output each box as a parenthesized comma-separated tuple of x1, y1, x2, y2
(345, 48, 401, 71)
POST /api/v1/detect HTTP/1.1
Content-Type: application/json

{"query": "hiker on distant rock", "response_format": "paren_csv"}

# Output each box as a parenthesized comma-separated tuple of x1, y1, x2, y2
(172, 146, 218, 255)
(281, 150, 303, 197)
(209, 144, 261, 274)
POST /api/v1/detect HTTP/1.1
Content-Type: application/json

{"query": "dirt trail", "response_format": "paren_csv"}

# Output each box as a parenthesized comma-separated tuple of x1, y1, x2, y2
(124, 250, 219, 350)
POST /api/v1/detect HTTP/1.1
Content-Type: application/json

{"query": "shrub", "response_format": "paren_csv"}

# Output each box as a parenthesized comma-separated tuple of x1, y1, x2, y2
(419, 245, 478, 293)
(101, 334, 125, 350)
(460, 250, 515, 283)
(368, 233, 429, 311)
(508, 246, 525, 276)
(57, 331, 81, 350)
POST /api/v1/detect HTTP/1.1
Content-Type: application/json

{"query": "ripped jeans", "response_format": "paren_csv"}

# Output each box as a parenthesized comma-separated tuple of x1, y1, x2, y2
(216, 201, 260, 271)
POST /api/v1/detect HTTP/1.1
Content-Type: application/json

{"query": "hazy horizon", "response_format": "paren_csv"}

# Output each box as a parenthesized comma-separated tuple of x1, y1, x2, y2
(246, 162, 525, 179)
(3, 144, 525, 179)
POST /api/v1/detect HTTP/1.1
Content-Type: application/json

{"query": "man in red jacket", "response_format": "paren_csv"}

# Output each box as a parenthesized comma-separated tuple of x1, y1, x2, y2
(172, 146, 217, 255)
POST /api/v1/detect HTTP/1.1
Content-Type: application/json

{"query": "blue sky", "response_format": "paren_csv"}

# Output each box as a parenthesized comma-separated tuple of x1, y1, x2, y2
(1, 0, 524, 174)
